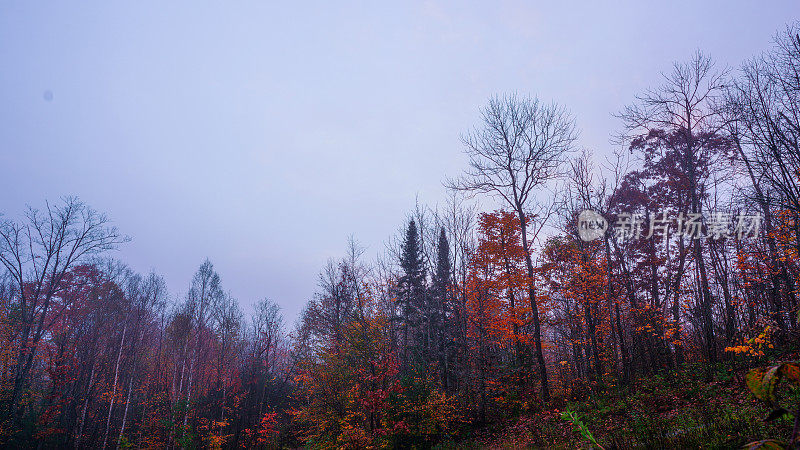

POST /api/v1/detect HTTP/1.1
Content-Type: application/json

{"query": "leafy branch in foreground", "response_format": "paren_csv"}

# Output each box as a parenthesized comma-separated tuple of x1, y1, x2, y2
(744, 362, 800, 449)
(561, 409, 605, 449)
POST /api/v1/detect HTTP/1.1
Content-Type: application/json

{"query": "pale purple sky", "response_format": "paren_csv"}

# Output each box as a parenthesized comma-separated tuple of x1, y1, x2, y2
(1, 1, 798, 322)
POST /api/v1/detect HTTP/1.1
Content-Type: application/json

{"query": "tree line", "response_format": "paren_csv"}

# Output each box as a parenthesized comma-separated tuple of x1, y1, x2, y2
(1, 22, 800, 449)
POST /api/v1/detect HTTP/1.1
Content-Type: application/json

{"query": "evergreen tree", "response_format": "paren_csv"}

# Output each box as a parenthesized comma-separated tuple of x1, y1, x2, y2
(431, 228, 452, 388)
(432, 228, 451, 301)
(397, 220, 426, 372)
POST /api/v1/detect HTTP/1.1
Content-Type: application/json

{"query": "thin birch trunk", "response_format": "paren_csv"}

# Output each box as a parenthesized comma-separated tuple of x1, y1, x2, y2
(102, 323, 127, 450)
(116, 376, 134, 449)
(75, 363, 95, 450)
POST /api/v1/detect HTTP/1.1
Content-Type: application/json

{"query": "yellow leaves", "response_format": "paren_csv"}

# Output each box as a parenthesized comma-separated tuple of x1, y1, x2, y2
(726, 345, 757, 356)
(197, 417, 232, 450)
(290, 293, 406, 448)
(725, 325, 773, 357)
(401, 387, 463, 440)
(205, 434, 227, 450)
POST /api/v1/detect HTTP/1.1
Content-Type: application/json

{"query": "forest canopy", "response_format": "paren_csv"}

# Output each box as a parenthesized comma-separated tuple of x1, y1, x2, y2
(2, 20, 800, 450)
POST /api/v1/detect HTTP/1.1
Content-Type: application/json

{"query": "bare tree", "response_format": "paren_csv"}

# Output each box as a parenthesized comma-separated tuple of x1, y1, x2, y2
(561, 152, 610, 384)
(0, 197, 125, 422)
(251, 298, 284, 417)
(441, 192, 477, 392)
(447, 93, 578, 401)
(181, 259, 225, 429)
(617, 52, 729, 364)
(729, 25, 800, 217)
(117, 270, 167, 448)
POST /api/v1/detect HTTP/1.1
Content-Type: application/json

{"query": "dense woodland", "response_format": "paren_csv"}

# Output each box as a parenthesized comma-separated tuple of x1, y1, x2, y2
(3, 23, 800, 449)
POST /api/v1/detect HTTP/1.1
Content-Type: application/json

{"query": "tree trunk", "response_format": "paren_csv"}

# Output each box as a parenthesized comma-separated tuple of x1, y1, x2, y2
(75, 363, 95, 449)
(103, 322, 127, 450)
(517, 210, 549, 402)
(117, 376, 134, 449)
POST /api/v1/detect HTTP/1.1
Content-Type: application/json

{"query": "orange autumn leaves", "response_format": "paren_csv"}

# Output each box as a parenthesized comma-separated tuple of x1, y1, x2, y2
(289, 290, 406, 448)
(466, 211, 535, 349)
(465, 211, 610, 353)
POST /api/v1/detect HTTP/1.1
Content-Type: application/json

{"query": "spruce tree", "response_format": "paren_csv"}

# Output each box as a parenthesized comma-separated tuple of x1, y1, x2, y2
(397, 220, 426, 372)
(431, 228, 451, 388)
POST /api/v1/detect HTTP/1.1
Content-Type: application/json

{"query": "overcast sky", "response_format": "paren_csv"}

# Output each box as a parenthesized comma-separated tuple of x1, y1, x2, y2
(2, 1, 798, 323)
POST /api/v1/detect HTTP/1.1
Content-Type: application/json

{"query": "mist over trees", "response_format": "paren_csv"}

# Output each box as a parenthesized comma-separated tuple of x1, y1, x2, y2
(2, 22, 800, 449)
